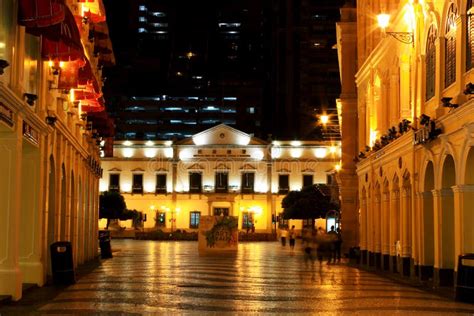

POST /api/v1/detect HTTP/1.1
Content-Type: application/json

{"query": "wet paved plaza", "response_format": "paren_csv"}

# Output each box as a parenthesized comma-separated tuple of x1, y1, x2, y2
(1, 240, 474, 315)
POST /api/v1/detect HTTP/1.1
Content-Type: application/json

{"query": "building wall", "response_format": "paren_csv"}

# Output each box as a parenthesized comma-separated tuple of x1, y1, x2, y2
(0, 0, 110, 300)
(100, 125, 341, 234)
(345, 0, 474, 286)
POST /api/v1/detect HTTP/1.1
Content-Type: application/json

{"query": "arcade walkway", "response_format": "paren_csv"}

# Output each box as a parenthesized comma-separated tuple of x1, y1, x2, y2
(1, 240, 474, 314)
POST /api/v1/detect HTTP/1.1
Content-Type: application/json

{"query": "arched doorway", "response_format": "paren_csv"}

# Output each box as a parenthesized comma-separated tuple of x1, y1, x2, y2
(360, 187, 368, 265)
(70, 171, 76, 266)
(391, 175, 401, 273)
(401, 171, 412, 277)
(382, 180, 390, 271)
(84, 175, 90, 260)
(440, 154, 455, 286)
(464, 147, 474, 253)
(421, 161, 435, 280)
(374, 182, 382, 269)
(77, 177, 83, 264)
(47, 156, 56, 276)
(60, 164, 67, 241)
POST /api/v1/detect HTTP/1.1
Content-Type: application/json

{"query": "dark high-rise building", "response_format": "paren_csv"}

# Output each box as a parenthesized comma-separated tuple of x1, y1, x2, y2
(103, 0, 344, 141)
(264, 0, 344, 139)
(103, 0, 265, 140)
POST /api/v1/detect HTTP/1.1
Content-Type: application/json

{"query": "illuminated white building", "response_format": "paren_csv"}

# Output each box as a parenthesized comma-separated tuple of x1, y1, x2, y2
(100, 124, 341, 232)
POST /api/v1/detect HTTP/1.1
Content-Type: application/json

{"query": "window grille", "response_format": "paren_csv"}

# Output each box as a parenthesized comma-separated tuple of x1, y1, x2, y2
(467, 0, 474, 71)
(426, 25, 437, 101)
(445, 3, 458, 87)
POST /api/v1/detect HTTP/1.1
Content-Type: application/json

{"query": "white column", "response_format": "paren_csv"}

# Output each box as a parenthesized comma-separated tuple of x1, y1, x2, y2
(0, 119, 23, 300)
(381, 191, 390, 254)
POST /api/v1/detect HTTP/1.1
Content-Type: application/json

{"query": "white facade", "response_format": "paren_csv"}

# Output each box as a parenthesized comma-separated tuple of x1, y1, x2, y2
(101, 124, 341, 232)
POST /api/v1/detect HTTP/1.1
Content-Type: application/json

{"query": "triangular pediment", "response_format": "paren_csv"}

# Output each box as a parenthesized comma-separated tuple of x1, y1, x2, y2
(214, 163, 230, 170)
(240, 164, 256, 170)
(277, 168, 291, 173)
(302, 168, 315, 173)
(187, 163, 204, 170)
(155, 168, 168, 172)
(131, 167, 145, 172)
(108, 167, 122, 172)
(175, 124, 267, 146)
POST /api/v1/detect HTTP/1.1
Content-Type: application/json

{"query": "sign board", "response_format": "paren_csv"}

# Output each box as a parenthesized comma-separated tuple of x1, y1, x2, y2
(198, 216, 238, 254)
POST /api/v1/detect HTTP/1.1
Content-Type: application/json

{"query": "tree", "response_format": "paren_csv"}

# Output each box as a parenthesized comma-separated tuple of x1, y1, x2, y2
(281, 184, 339, 220)
(99, 191, 127, 229)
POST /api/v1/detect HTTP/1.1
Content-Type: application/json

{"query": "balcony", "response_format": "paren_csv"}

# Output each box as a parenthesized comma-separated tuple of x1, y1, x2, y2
(278, 187, 289, 195)
(132, 185, 143, 194)
(109, 185, 120, 192)
(155, 186, 167, 194)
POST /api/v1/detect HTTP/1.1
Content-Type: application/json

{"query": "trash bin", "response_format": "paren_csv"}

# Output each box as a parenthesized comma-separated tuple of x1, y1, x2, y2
(99, 230, 113, 259)
(456, 253, 474, 303)
(349, 247, 361, 264)
(50, 241, 75, 285)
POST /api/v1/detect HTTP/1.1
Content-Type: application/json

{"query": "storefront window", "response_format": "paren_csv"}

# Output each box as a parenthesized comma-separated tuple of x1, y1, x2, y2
(0, 0, 15, 84)
(23, 33, 40, 95)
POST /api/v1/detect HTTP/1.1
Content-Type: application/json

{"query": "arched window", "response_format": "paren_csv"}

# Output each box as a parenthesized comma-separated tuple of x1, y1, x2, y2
(426, 25, 437, 100)
(467, 0, 474, 71)
(445, 3, 458, 87)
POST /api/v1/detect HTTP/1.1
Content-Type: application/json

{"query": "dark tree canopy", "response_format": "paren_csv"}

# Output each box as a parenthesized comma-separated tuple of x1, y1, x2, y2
(99, 191, 127, 220)
(281, 184, 339, 219)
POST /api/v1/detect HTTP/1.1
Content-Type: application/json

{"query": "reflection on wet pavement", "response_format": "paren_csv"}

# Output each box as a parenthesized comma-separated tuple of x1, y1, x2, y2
(2, 240, 474, 314)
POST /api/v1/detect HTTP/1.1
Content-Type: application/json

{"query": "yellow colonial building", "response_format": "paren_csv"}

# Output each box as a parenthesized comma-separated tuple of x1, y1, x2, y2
(100, 124, 341, 234)
(337, 0, 474, 287)
(0, 0, 113, 300)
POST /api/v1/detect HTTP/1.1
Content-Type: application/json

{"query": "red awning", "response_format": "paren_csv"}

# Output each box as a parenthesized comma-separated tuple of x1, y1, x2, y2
(19, 0, 65, 28)
(41, 7, 84, 61)
(78, 59, 101, 93)
(81, 99, 104, 112)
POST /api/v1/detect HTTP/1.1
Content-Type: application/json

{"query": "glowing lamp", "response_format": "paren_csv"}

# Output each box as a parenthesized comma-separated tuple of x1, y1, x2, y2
(377, 13, 390, 29)
(320, 115, 329, 125)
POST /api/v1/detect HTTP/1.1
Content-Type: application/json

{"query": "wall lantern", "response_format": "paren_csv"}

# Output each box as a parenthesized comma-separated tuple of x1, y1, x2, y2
(377, 13, 414, 45)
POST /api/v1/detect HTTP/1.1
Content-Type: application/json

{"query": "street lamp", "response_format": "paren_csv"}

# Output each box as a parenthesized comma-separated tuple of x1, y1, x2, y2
(377, 13, 414, 45)
(320, 115, 329, 125)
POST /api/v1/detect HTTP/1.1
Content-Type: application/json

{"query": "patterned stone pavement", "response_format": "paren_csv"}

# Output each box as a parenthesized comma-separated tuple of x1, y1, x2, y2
(1, 239, 474, 315)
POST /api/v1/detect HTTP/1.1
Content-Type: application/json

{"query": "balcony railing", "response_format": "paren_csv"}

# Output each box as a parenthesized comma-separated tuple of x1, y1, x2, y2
(109, 185, 120, 192)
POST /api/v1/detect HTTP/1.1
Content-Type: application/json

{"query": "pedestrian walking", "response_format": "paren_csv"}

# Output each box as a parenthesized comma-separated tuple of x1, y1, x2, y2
(327, 225, 338, 264)
(280, 227, 288, 246)
(335, 227, 343, 262)
(289, 225, 296, 249)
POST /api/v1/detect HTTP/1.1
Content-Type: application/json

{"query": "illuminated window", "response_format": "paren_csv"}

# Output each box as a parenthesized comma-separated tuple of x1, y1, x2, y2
(223, 97, 237, 101)
(303, 175, 313, 188)
(139, 5, 146, 11)
(278, 174, 289, 194)
(109, 174, 120, 192)
(151, 11, 166, 17)
(445, 3, 458, 87)
(138, 27, 146, 33)
(215, 172, 228, 193)
(241, 173, 254, 193)
(155, 174, 167, 194)
(189, 172, 202, 193)
(190, 211, 200, 228)
(0, 0, 14, 84)
(23, 34, 40, 95)
(426, 25, 437, 101)
(467, 0, 474, 71)
(132, 174, 143, 194)
(139, 16, 146, 22)
(246, 107, 255, 114)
